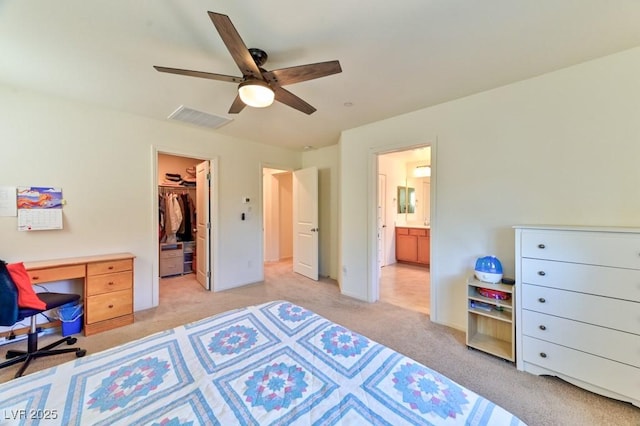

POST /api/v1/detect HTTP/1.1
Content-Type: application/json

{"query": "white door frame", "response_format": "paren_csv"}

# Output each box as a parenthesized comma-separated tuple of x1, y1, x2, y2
(368, 139, 437, 319)
(151, 146, 219, 305)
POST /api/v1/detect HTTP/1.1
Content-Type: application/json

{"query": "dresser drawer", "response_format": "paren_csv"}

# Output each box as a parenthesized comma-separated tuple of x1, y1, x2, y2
(522, 310, 640, 368)
(522, 284, 640, 335)
(520, 229, 640, 269)
(86, 271, 132, 296)
(86, 289, 133, 324)
(522, 336, 640, 402)
(160, 249, 183, 259)
(521, 258, 640, 302)
(87, 259, 133, 276)
(160, 256, 182, 277)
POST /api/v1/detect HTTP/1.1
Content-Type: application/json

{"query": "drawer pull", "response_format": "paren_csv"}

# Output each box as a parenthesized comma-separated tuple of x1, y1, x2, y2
(108, 304, 114, 309)
(108, 281, 114, 285)
(539, 352, 547, 358)
(539, 325, 546, 331)
(538, 297, 546, 303)
(537, 271, 546, 276)
(31, 276, 39, 280)
(537, 244, 546, 249)
(108, 266, 114, 270)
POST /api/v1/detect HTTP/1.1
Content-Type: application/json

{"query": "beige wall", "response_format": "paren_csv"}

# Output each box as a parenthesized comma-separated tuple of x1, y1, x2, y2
(276, 173, 293, 260)
(0, 86, 301, 311)
(340, 46, 640, 330)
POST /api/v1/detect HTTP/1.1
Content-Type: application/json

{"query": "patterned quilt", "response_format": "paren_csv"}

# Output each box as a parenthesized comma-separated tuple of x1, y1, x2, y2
(0, 301, 526, 425)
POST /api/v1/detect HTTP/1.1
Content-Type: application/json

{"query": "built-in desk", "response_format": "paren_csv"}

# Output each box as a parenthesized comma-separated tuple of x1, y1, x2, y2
(23, 253, 135, 336)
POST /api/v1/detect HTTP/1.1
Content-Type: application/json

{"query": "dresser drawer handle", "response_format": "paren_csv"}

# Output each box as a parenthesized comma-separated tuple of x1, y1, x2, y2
(537, 271, 546, 276)
(538, 297, 546, 303)
(108, 304, 114, 309)
(108, 281, 114, 285)
(539, 325, 546, 331)
(108, 266, 114, 270)
(537, 244, 546, 249)
(539, 352, 547, 358)
(31, 275, 39, 280)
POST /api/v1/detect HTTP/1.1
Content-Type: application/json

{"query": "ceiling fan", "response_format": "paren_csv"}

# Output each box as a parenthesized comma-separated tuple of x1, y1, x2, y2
(154, 11, 342, 115)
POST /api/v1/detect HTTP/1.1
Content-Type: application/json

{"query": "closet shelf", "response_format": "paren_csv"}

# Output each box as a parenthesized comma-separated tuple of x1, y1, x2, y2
(158, 184, 196, 189)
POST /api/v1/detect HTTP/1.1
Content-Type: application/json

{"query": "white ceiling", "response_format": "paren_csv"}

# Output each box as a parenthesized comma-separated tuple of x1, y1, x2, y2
(2, 1, 640, 151)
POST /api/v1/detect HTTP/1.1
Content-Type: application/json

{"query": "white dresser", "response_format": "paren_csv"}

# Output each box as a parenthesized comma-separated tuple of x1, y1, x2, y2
(514, 225, 640, 408)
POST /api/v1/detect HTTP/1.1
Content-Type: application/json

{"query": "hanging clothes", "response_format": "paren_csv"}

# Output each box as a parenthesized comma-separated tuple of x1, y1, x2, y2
(160, 192, 182, 244)
(177, 193, 195, 242)
(159, 187, 195, 243)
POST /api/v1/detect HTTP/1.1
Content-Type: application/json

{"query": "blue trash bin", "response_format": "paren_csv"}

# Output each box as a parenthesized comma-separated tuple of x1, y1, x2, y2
(58, 303, 83, 336)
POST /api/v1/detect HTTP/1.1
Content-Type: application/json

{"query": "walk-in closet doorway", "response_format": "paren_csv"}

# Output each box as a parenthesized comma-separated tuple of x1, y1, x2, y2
(154, 150, 214, 307)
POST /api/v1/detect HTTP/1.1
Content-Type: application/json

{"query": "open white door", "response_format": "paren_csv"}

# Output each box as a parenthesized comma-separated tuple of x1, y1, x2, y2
(196, 161, 211, 290)
(293, 166, 319, 280)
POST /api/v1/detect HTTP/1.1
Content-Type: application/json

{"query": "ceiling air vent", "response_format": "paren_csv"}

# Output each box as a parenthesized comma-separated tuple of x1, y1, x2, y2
(168, 106, 232, 130)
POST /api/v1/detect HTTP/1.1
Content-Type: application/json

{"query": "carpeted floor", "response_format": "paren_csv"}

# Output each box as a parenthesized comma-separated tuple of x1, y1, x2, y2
(1, 260, 638, 425)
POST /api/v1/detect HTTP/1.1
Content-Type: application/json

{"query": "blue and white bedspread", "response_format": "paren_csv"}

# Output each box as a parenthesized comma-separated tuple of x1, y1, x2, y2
(0, 301, 525, 425)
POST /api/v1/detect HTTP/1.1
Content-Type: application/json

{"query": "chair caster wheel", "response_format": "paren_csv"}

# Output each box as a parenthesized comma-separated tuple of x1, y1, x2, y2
(67, 338, 77, 345)
(76, 349, 87, 358)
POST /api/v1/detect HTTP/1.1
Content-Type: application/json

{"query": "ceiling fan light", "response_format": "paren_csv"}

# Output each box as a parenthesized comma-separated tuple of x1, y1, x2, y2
(238, 79, 274, 108)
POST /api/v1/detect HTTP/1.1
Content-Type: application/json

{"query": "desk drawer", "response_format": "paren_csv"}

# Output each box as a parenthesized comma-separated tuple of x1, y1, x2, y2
(28, 264, 85, 284)
(87, 259, 133, 276)
(86, 289, 133, 324)
(86, 271, 132, 296)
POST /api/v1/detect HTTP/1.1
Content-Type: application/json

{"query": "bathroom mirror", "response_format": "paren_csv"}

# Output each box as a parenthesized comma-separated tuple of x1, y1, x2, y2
(397, 186, 415, 214)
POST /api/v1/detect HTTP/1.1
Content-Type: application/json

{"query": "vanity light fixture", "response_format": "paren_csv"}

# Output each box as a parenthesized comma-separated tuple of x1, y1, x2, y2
(414, 165, 431, 177)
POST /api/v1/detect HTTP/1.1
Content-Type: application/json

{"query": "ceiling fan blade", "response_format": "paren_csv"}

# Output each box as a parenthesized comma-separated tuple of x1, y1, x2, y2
(263, 60, 342, 86)
(228, 94, 246, 114)
(274, 87, 316, 115)
(153, 66, 243, 83)
(208, 12, 263, 79)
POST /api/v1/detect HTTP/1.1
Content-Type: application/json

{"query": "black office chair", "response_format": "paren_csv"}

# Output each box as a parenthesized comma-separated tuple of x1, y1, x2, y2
(0, 264, 86, 378)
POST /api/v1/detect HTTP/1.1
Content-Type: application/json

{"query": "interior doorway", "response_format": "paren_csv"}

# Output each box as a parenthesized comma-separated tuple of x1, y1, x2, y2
(262, 167, 293, 267)
(377, 146, 431, 315)
(156, 152, 212, 303)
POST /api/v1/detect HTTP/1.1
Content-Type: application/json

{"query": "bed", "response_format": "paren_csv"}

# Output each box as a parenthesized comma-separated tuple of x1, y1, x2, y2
(0, 301, 525, 425)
